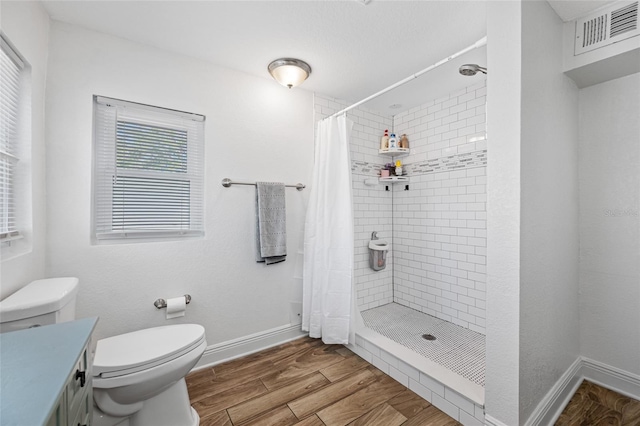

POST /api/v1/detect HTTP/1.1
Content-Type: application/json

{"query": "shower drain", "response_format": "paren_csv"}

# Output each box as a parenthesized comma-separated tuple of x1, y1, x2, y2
(422, 334, 436, 341)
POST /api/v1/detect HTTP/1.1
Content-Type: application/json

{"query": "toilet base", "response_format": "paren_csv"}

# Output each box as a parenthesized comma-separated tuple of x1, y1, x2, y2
(93, 378, 200, 426)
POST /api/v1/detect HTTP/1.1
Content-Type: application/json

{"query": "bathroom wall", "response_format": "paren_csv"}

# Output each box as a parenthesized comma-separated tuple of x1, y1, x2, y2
(485, 2, 635, 424)
(313, 95, 394, 311)
(484, 2, 522, 424)
(0, 1, 50, 297)
(519, 0, 580, 422)
(393, 80, 487, 334)
(44, 21, 314, 344)
(483, 2, 581, 423)
(578, 72, 640, 376)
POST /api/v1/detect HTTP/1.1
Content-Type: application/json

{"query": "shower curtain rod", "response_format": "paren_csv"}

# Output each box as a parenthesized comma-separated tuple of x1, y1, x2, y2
(329, 36, 487, 118)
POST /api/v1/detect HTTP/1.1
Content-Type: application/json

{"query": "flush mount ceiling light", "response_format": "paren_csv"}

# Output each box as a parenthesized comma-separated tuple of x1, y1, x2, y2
(268, 58, 312, 89)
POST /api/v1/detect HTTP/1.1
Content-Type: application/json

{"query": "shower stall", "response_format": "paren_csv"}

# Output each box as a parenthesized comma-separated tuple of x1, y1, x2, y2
(313, 52, 488, 423)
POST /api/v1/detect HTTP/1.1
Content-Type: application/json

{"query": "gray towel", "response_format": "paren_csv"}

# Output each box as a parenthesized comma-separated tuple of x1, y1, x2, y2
(255, 182, 287, 264)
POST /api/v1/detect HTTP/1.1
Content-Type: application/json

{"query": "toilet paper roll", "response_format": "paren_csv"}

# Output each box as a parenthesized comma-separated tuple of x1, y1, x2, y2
(166, 296, 186, 319)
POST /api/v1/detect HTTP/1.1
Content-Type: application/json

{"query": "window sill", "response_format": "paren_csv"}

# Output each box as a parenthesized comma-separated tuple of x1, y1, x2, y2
(1, 233, 31, 262)
(1, 232, 23, 247)
(94, 230, 204, 244)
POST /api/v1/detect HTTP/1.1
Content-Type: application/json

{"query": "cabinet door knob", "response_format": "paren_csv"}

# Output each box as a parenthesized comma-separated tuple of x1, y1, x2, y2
(75, 369, 86, 387)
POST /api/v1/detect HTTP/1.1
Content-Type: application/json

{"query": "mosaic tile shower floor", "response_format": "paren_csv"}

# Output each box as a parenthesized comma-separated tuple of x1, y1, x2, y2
(361, 302, 486, 387)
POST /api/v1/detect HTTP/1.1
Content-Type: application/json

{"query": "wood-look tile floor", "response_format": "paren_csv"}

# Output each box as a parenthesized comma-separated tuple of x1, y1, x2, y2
(186, 336, 462, 426)
(555, 380, 640, 426)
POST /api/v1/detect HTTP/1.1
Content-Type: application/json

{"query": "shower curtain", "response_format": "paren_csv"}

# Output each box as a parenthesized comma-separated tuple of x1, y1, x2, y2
(302, 114, 354, 344)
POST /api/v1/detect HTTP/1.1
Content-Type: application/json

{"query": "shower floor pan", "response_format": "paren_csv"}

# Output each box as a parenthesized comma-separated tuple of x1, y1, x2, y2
(361, 302, 485, 387)
(353, 303, 486, 422)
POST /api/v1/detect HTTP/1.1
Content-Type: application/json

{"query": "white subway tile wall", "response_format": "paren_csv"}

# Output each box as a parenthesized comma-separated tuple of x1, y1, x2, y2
(314, 77, 487, 332)
(393, 79, 487, 334)
(314, 95, 394, 310)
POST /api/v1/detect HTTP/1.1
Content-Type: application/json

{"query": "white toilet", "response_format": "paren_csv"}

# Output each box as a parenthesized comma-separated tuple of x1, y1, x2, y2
(0, 277, 207, 426)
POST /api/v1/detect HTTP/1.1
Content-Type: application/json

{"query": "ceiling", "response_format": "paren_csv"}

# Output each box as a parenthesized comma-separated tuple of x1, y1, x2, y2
(547, 0, 617, 21)
(40, 1, 615, 115)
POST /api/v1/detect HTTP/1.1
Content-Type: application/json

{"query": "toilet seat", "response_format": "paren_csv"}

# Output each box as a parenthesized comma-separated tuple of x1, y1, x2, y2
(94, 324, 205, 378)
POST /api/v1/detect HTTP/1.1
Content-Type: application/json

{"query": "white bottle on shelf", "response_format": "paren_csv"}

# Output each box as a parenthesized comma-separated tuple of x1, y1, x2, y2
(388, 133, 398, 149)
(380, 129, 389, 150)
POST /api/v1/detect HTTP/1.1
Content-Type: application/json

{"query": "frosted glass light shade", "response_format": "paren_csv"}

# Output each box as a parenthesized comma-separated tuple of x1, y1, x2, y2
(268, 58, 311, 89)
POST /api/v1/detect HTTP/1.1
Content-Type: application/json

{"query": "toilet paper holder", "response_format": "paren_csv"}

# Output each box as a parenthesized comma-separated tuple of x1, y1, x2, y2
(154, 294, 192, 309)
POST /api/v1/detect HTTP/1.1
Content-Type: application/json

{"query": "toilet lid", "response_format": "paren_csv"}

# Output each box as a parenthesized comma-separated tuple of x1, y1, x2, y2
(93, 324, 205, 377)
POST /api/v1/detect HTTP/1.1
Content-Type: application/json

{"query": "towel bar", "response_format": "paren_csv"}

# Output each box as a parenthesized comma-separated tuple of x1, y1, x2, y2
(221, 178, 305, 191)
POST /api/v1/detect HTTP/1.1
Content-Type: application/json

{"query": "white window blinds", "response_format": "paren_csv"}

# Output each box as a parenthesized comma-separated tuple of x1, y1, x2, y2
(93, 96, 205, 240)
(0, 37, 24, 242)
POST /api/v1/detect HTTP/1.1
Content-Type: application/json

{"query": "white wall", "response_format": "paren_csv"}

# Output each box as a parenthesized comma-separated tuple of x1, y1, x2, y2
(0, 1, 49, 297)
(44, 22, 314, 344)
(519, 1, 580, 422)
(485, 1, 522, 424)
(578, 73, 640, 376)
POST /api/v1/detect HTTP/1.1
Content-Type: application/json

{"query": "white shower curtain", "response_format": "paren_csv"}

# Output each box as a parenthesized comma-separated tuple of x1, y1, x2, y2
(302, 114, 354, 344)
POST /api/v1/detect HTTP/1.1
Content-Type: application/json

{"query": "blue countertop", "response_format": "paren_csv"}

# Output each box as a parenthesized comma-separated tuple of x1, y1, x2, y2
(0, 317, 98, 426)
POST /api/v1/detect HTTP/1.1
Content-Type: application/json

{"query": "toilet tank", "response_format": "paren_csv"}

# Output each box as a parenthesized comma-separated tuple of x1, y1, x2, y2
(0, 277, 79, 333)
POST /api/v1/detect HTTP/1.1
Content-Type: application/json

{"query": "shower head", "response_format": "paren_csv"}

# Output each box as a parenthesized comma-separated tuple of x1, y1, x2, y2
(459, 64, 487, 76)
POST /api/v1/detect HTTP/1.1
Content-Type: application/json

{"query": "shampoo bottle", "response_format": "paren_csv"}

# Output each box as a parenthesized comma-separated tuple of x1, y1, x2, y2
(395, 160, 403, 176)
(380, 129, 389, 150)
(400, 134, 409, 149)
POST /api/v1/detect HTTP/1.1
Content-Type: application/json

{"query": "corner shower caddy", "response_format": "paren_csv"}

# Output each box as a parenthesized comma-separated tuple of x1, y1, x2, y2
(379, 176, 409, 183)
(378, 147, 410, 183)
(378, 147, 410, 157)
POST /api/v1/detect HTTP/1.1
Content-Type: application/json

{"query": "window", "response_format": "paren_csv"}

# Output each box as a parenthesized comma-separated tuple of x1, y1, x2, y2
(93, 96, 204, 241)
(0, 36, 25, 243)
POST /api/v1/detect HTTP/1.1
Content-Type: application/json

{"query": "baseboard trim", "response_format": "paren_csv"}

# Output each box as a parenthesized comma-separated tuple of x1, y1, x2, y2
(524, 356, 583, 426)
(524, 356, 640, 425)
(484, 414, 509, 426)
(581, 357, 640, 400)
(192, 323, 307, 371)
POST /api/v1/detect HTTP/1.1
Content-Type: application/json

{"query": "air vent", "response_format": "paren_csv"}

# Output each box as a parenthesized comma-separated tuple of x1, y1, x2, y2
(611, 2, 638, 37)
(575, 1, 639, 55)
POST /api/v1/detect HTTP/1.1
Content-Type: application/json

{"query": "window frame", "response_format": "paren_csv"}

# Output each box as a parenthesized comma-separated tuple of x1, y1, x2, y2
(0, 34, 26, 245)
(92, 96, 205, 242)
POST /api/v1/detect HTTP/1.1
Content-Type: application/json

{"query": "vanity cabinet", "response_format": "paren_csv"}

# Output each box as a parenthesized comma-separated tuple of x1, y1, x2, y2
(0, 317, 97, 426)
(46, 344, 92, 426)
(67, 349, 92, 426)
